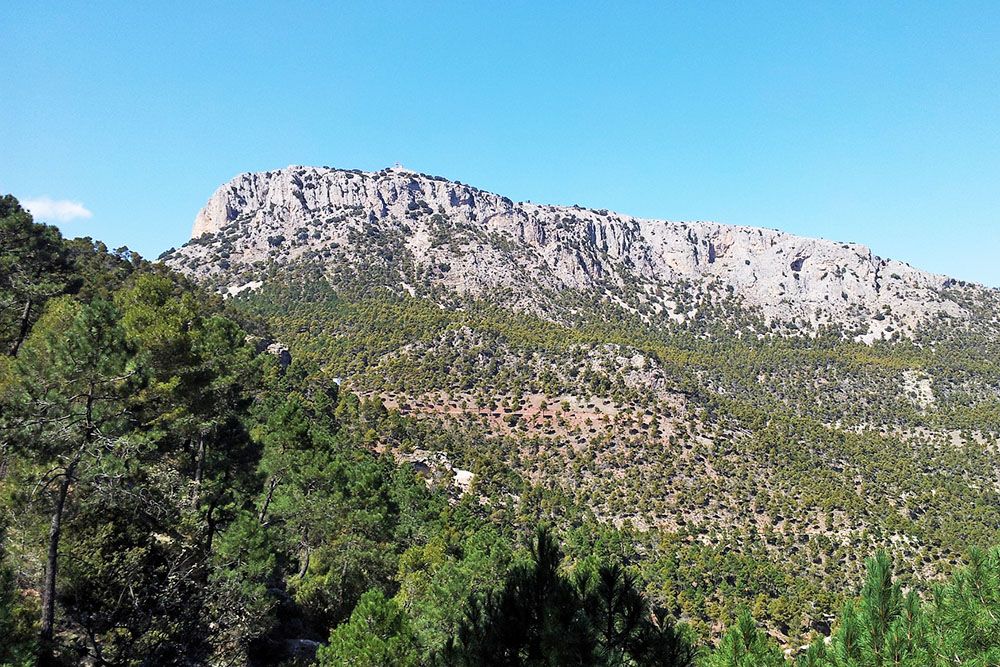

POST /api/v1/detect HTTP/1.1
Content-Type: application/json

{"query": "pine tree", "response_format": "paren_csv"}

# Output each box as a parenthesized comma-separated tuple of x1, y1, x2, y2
(316, 589, 420, 666)
(702, 609, 784, 667)
(0, 196, 73, 357)
(803, 551, 933, 666)
(1, 298, 135, 661)
(447, 527, 593, 665)
(927, 548, 1000, 666)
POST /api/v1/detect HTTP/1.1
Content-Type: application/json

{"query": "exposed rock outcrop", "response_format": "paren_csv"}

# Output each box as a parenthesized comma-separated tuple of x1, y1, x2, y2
(245, 335, 292, 370)
(164, 165, 994, 340)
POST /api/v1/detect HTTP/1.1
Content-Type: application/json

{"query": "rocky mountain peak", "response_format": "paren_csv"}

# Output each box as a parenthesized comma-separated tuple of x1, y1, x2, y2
(165, 165, 994, 342)
(190, 165, 508, 239)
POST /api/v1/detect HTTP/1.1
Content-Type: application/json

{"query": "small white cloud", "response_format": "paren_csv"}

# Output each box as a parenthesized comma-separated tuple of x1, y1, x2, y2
(23, 197, 93, 223)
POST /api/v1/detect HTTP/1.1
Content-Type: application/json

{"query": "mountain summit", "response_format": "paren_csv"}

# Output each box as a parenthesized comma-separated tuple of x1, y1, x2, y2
(164, 165, 993, 341)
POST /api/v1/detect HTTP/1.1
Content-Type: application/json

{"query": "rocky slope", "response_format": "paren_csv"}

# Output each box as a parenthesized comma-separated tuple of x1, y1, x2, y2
(163, 165, 995, 340)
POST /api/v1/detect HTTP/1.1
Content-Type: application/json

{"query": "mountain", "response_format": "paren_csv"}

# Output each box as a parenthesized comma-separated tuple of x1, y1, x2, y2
(160, 165, 1000, 645)
(164, 165, 996, 342)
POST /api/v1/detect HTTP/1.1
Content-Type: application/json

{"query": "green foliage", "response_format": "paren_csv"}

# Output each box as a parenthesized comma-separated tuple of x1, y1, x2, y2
(316, 589, 420, 666)
(395, 523, 514, 660)
(446, 527, 696, 666)
(794, 548, 1000, 666)
(229, 271, 1000, 644)
(0, 220, 270, 663)
(0, 195, 73, 357)
(58, 490, 208, 663)
(0, 524, 35, 666)
(578, 563, 697, 667)
(925, 548, 1000, 666)
(0, 197, 997, 664)
(447, 527, 594, 665)
(205, 511, 278, 661)
(809, 551, 930, 666)
(703, 609, 784, 667)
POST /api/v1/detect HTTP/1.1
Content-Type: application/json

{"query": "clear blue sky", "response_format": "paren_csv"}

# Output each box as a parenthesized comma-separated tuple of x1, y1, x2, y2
(3, 2, 999, 285)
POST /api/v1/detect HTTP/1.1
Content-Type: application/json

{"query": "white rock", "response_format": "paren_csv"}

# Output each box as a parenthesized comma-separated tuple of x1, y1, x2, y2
(165, 165, 994, 339)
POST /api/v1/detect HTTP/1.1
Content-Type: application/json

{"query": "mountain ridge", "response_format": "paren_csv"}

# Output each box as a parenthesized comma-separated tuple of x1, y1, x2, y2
(164, 165, 995, 342)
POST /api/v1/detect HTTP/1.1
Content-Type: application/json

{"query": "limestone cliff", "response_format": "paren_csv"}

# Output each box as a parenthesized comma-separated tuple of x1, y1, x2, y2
(163, 165, 995, 340)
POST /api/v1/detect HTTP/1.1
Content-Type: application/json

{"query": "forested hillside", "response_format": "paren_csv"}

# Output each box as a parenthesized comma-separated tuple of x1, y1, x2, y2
(1, 193, 998, 665)
(170, 166, 1000, 652)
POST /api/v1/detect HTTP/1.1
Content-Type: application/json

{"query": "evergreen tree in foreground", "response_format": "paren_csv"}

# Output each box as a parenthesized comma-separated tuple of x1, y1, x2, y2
(445, 527, 696, 666)
(1, 298, 135, 662)
(702, 609, 785, 667)
(794, 548, 1000, 666)
(926, 548, 1000, 665)
(0, 195, 73, 357)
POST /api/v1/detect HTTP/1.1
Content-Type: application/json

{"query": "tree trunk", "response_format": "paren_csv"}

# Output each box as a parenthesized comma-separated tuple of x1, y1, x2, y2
(297, 546, 311, 578)
(258, 476, 279, 525)
(39, 463, 74, 662)
(205, 504, 218, 555)
(8, 297, 32, 357)
(191, 435, 206, 507)
(39, 387, 93, 661)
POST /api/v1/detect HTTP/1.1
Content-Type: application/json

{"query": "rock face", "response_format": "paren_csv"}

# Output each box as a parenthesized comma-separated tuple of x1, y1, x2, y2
(245, 335, 292, 370)
(164, 165, 995, 340)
